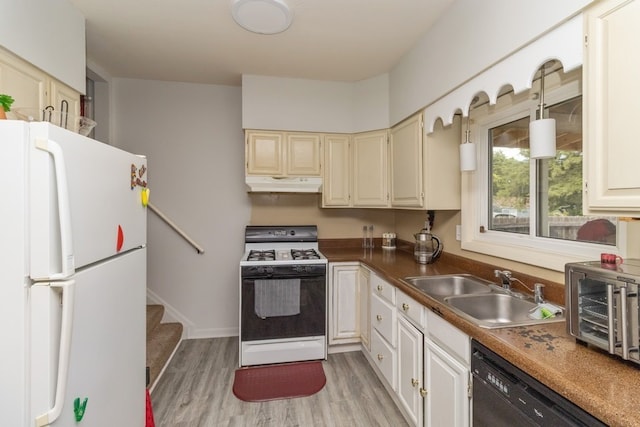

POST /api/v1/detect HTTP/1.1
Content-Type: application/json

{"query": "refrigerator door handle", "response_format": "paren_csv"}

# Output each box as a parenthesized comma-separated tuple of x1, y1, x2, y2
(35, 138, 75, 279)
(35, 280, 76, 427)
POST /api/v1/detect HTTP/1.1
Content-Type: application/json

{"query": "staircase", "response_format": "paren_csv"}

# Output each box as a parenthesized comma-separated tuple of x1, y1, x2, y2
(146, 304, 183, 389)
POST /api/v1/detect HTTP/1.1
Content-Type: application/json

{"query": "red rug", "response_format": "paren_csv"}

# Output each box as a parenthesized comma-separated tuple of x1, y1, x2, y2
(233, 361, 326, 402)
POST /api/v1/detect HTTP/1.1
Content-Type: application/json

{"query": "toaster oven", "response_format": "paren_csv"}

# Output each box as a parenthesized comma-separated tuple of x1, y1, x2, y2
(565, 259, 640, 365)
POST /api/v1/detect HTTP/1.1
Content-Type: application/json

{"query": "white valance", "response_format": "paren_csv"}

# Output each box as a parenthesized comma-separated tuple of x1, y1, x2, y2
(424, 14, 583, 133)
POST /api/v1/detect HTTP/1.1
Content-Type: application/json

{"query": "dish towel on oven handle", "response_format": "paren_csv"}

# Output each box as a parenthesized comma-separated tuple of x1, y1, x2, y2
(255, 279, 301, 318)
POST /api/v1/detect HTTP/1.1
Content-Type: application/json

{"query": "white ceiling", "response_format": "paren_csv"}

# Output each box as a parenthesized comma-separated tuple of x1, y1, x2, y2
(69, 0, 455, 86)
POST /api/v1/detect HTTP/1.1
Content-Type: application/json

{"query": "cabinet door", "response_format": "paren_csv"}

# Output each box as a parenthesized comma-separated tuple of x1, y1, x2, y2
(425, 338, 470, 427)
(423, 116, 461, 209)
(359, 266, 371, 350)
(352, 130, 389, 207)
(50, 79, 81, 117)
(286, 133, 322, 176)
(583, 0, 640, 215)
(329, 263, 360, 344)
(397, 316, 424, 427)
(245, 131, 284, 175)
(0, 47, 47, 112)
(390, 113, 423, 208)
(323, 134, 351, 206)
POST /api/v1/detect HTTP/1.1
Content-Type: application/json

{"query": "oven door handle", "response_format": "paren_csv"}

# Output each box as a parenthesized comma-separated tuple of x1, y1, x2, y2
(621, 286, 629, 359)
(607, 283, 615, 354)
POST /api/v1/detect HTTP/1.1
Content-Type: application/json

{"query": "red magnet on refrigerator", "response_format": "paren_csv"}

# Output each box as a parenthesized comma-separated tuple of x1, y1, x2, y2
(116, 225, 124, 252)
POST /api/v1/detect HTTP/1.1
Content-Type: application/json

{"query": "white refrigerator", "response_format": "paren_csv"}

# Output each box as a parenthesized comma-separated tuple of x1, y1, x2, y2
(1, 121, 148, 426)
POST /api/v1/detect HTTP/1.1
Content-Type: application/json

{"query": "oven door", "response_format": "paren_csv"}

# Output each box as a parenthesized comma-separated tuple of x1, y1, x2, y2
(240, 264, 326, 342)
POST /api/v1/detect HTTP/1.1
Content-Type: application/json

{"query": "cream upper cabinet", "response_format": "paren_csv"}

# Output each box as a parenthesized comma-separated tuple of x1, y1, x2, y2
(245, 130, 321, 177)
(0, 48, 47, 112)
(286, 133, 322, 175)
(352, 129, 389, 207)
(322, 134, 351, 206)
(391, 113, 424, 208)
(423, 116, 461, 210)
(0, 47, 80, 117)
(245, 131, 285, 175)
(583, 0, 640, 216)
(50, 79, 81, 117)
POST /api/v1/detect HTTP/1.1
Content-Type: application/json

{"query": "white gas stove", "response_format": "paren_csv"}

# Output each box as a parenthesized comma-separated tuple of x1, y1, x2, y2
(238, 225, 327, 366)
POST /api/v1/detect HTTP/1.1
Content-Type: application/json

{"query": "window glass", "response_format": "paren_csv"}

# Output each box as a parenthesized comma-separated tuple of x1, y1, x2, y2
(489, 116, 530, 234)
(488, 95, 617, 245)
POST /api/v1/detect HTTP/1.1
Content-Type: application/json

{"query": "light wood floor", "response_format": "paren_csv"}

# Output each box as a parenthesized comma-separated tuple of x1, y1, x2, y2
(151, 337, 409, 426)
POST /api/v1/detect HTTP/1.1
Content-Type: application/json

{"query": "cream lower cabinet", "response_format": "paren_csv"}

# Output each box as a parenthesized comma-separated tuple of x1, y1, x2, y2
(0, 46, 81, 117)
(245, 130, 322, 177)
(370, 273, 397, 389)
(397, 314, 425, 426)
(424, 311, 470, 427)
(583, 0, 640, 216)
(328, 262, 370, 349)
(329, 262, 360, 344)
(359, 266, 371, 351)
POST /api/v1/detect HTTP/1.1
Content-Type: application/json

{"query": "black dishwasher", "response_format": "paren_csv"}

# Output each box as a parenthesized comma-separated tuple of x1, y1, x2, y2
(471, 340, 606, 426)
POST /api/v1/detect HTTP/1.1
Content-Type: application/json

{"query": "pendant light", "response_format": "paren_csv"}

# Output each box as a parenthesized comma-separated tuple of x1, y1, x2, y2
(529, 63, 556, 159)
(460, 97, 478, 171)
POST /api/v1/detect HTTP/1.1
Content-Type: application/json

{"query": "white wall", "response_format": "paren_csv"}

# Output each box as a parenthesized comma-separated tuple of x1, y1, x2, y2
(389, 0, 593, 124)
(113, 78, 250, 338)
(242, 74, 389, 133)
(0, 0, 85, 93)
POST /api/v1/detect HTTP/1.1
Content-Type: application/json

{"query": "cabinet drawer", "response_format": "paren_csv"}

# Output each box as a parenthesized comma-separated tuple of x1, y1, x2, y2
(371, 273, 396, 303)
(397, 290, 425, 329)
(426, 310, 470, 365)
(371, 293, 396, 346)
(371, 329, 397, 390)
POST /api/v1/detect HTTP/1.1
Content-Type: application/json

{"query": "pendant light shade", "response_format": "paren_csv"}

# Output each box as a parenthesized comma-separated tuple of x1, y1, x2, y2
(460, 97, 478, 171)
(460, 129, 477, 171)
(529, 63, 556, 159)
(529, 118, 556, 159)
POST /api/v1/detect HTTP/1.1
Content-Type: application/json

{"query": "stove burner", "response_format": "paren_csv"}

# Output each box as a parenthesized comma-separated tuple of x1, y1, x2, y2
(247, 250, 275, 261)
(291, 249, 321, 260)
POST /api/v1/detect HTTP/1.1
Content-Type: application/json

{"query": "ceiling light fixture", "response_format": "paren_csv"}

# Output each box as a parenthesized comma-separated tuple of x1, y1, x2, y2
(529, 62, 556, 159)
(460, 96, 479, 172)
(231, 0, 293, 35)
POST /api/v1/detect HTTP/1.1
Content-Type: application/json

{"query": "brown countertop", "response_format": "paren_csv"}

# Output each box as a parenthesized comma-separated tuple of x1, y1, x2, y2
(321, 245, 640, 427)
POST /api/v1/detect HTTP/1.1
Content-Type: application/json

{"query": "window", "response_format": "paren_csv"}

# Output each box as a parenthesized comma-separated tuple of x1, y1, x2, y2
(488, 95, 617, 245)
(461, 67, 622, 271)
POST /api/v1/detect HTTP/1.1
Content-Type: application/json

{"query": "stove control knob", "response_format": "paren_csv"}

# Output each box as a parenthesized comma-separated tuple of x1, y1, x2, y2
(265, 267, 274, 274)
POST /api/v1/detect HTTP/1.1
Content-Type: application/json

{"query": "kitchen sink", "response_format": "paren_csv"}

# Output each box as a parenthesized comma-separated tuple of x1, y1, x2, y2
(402, 274, 493, 301)
(444, 293, 565, 329)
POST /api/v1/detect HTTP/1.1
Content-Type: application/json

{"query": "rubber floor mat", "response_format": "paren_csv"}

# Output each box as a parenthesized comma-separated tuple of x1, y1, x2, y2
(232, 361, 326, 402)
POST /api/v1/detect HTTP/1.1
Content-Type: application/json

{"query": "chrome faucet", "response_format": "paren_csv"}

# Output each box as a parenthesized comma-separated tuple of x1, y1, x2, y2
(534, 283, 545, 304)
(494, 270, 513, 290)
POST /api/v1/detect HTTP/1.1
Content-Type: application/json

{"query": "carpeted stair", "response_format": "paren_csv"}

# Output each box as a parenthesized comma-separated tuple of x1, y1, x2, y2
(146, 304, 183, 389)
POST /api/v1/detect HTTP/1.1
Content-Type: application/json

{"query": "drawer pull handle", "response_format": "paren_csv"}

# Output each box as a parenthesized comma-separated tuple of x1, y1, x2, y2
(377, 285, 383, 292)
(402, 303, 410, 311)
(420, 388, 427, 397)
(411, 378, 419, 387)
(376, 314, 383, 321)
(377, 354, 384, 361)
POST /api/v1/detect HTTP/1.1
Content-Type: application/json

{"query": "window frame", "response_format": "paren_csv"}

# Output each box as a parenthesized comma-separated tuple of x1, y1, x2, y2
(460, 73, 627, 272)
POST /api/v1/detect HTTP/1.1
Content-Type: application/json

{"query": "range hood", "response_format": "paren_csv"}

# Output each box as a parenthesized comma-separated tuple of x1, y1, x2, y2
(245, 176, 323, 193)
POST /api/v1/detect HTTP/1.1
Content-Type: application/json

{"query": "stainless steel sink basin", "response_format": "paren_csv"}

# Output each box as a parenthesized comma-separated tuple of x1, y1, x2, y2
(444, 293, 565, 329)
(402, 274, 493, 300)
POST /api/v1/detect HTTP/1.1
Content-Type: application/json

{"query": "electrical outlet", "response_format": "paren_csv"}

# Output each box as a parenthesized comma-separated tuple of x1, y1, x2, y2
(456, 225, 461, 241)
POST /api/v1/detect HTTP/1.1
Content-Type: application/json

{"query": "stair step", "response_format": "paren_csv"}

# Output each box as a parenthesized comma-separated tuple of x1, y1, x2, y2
(146, 322, 183, 388)
(146, 304, 164, 336)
